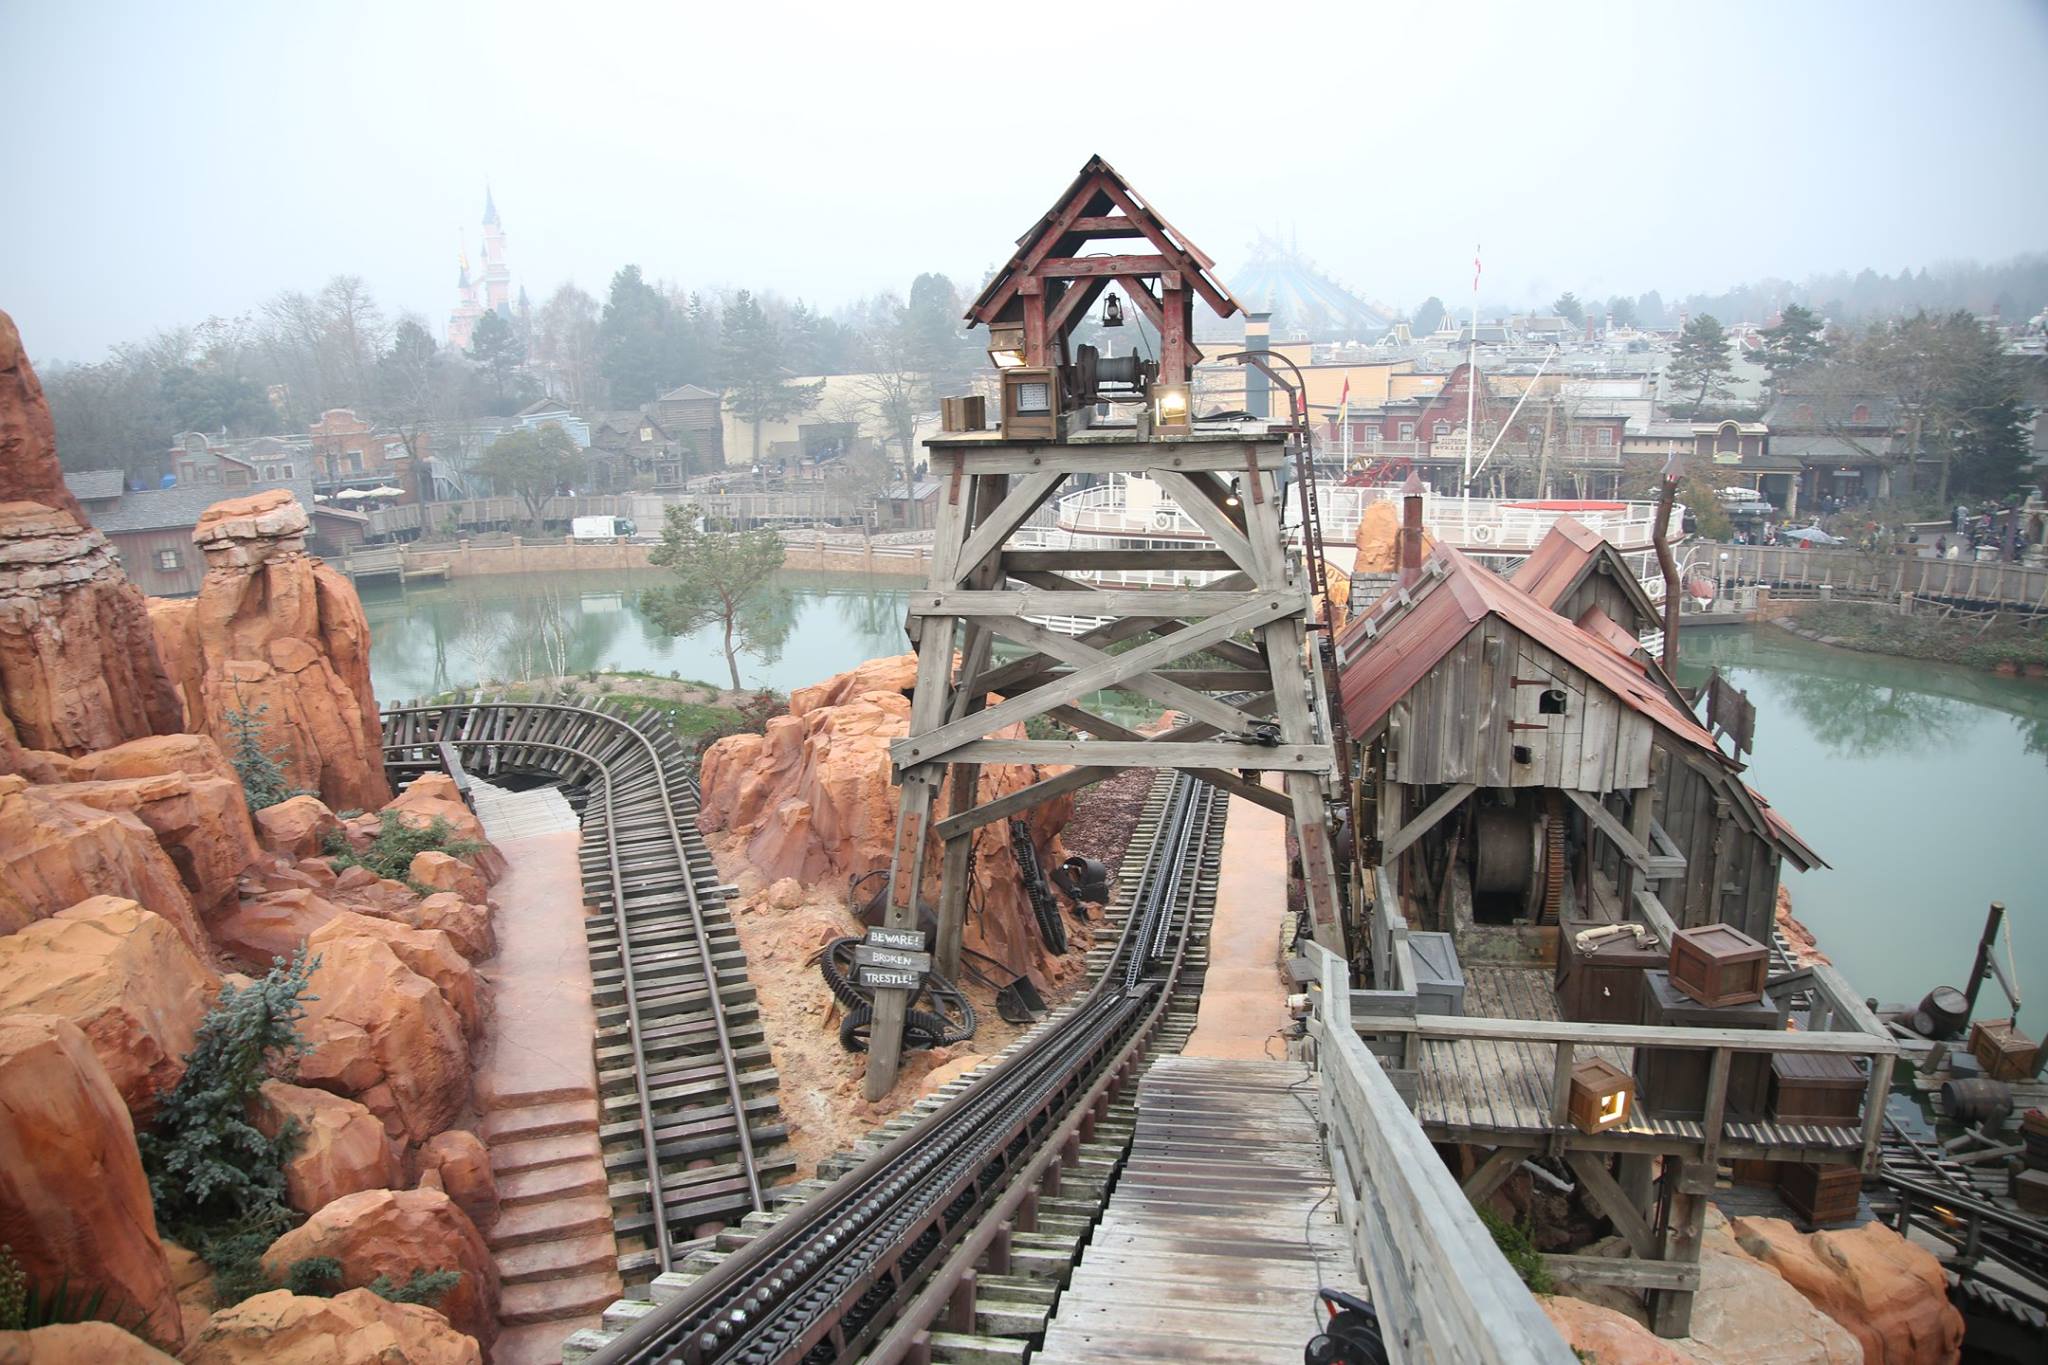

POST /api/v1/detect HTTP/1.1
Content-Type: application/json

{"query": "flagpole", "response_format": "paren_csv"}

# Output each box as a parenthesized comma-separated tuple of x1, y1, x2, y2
(1463, 244, 1479, 511)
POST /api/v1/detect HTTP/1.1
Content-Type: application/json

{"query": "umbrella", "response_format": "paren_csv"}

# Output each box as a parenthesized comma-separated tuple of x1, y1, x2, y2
(1785, 524, 1840, 546)
(331, 488, 369, 500)
(365, 485, 405, 497)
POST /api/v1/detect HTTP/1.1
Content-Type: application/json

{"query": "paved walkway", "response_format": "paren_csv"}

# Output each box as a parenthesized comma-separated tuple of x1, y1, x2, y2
(469, 788, 622, 1364)
(1035, 1058, 1349, 1363)
(1184, 781, 1291, 1059)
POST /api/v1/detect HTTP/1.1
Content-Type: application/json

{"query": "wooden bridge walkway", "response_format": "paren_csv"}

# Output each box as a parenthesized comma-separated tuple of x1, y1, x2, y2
(1035, 1057, 1351, 1364)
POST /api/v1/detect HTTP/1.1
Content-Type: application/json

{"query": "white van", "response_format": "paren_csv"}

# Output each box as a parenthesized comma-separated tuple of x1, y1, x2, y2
(570, 515, 636, 540)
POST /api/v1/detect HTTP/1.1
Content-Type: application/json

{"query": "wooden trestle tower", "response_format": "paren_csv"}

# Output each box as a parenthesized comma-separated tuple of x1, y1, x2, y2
(863, 157, 1347, 1097)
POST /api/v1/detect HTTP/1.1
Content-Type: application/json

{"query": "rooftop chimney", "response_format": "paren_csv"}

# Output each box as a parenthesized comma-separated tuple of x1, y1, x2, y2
(1399, 471, 1426, 587)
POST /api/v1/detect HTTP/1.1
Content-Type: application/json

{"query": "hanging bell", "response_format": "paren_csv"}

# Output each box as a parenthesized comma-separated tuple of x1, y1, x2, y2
(1102, 293, 1125, 328)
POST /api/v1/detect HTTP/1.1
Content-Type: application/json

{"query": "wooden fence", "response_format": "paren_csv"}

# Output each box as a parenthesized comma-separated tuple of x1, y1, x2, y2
(1304, 941, 1579, 1364)
(1705, 543, 2048, 614)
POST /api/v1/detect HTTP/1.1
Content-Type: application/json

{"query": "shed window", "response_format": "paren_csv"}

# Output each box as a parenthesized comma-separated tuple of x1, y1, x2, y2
(1539, 688, 1569, 714)
(156, 548, 181, 572)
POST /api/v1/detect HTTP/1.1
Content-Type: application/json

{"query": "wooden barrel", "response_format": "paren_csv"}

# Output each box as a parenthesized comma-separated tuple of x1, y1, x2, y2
(1942, 1077, 2015, 1127)
(1917, 986, 1971, 1040)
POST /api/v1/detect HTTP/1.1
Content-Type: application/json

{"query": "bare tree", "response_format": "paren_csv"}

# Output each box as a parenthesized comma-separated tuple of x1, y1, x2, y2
(534, 284, 603, 405)
(320, 275, 388, 409)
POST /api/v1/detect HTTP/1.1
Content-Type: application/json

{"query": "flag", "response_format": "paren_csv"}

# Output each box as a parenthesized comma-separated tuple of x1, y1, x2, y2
(1473, 244, 1483, 293)
(1337, 375, 1351, 430)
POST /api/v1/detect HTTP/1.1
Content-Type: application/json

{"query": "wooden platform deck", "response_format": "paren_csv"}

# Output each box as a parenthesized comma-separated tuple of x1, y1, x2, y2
(1412, 966, 1865, 1157)
(1035, 1057, 1353, 1364)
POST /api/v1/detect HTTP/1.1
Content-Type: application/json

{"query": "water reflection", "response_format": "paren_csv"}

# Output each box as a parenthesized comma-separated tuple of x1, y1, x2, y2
(1765, 672, 1964, 759)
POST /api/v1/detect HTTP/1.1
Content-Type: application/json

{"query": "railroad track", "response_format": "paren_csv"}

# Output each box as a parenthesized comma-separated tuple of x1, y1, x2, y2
(575, 769, 1228, 1365)
(381, 698, 792, 1286)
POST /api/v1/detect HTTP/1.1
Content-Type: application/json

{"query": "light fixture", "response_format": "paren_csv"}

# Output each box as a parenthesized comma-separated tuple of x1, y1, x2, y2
(1102, 293, 1125, 328)
(987, 323, 1027, 370)
(1224, 478, 1241, 508)
(1000, 367, 1059, 440)
(1151, 382, 1192, 436)
(1567, 1058, 1635, 1133)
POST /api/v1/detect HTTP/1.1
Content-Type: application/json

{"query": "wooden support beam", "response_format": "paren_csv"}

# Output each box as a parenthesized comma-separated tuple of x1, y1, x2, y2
(979, 612, 1267, 738)
(1381, 783, 1478, 861)
(1036, 253, 1173, 278)
(914, 442, 1285, 476)
(1650, 1161, 1707, 1336)
(888, 591, 1298, 774)
(949, 471, 1064, 584)
(1043, 275, 1109, 337)
(1067, 214, 1145, 236)
(999, 548, 1240, 572)
(1562, 787, 1658, 876)
(1149, 469, 1258, 570)
(909, 588, 1303, 621)
(938, 739, 1333, 770)
(1461, 1146, 1533, 1203)
(1565, 1151, 1657, 1258)
(1541, 1254, 1700, 1292)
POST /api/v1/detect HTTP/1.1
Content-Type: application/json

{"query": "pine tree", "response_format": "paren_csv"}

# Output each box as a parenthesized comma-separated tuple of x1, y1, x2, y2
(224, 704, 303, 812)
(466, 309, 524, 406)
(1757, 303, 1831, 387)
(597, 265, 679, 407)
(1551, 292, 1584, 326)
(1666, 315, 1736, 418)
(719, 291, 824, 463)
(640, 505, 791, 690)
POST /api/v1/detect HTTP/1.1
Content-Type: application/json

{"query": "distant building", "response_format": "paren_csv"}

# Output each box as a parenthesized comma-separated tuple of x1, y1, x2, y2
(1762, 381, 1928, 506)
(64, 472, 362, 597)
(717, 373, 934, 472)
(587, 410, 694, 491)
(307, 409, 422, 490)
(512, 398, 589, 448)
(652, 384, 726, 468)
(167, 431, 312, 492)
(447, 188, 515, 351)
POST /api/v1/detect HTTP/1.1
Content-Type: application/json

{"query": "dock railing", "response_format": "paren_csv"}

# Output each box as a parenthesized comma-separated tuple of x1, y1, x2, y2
(1304, 941, 1579, 1364)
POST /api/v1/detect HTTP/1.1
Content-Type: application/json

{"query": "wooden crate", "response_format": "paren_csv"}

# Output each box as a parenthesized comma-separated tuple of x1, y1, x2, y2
(1635, 971, 1777, 1119)
(940, 394, 986, 433)
(1776, 1162, 1861, 1226)
(1770, 1052, 1866, 1125)
(1557, 920, 1664, 1025)
(1731, 1159, 1780, 1187)
(1669, 924, 1768, 1007)
(1567, 1058, 1636, 1134)
(2014, 1169, 2048, 1216)
(1969, 1018, 2039, 1082)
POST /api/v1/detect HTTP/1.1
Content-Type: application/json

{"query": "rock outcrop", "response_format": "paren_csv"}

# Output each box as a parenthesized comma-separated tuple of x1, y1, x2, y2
(0, 1321, 182, 1364)
(308, 911, 481, 1039)
(254, 794, 343, 860)
(0, 310, 84, 523)
(0, 898, 217, 1118)
(0, 504, 182, 766)
(408, 851, 486, 905)
(213, 888, 348, 967)
(1537, 1296, 1691, 1364)
(0, 1015, 183, 1351)
(699, 655, 1076, 982)
(37, 770, 257, 919)
(0, 775, 206, 954)
(382, 774, 503, 880)
(412, 1129, 498, 1230)
(251, 1080, 402, 1215)
(183, 1288, 481, 1365)
(259, 1188, 500, 1350)
(1352, 497, 1434, 572)
(1726, 1214, 1963, 1365)
(408, 892, 495, 962)
(150, 490, 389, 813)
(297, 930, 469, 1143)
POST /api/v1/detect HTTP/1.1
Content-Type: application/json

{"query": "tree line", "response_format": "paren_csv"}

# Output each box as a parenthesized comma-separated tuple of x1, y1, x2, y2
(39, 265, 987, 485)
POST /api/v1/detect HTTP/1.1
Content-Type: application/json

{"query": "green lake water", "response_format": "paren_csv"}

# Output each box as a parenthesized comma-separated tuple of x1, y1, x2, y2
(362, 570, 2046, 1011)
(1677, 628, 2048, 1012)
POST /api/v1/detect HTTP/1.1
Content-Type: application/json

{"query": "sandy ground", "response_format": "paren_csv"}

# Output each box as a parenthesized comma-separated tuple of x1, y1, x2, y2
(715, 775, 1145, 1180)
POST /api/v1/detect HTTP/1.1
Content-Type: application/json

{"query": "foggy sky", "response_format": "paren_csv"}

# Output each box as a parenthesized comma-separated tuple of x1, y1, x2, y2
(3, 0, 2046, 363)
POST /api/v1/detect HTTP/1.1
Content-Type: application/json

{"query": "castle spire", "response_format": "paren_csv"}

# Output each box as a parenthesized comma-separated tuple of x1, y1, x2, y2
(482, 184, 499, 227)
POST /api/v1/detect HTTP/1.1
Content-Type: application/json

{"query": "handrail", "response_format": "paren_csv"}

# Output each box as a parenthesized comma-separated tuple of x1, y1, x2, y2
(1304, 941, 1578, 1363)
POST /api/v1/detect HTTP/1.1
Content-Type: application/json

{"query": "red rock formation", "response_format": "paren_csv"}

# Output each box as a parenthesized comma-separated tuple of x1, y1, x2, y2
(0, 310, 82, 522)
(150, 490, 390, 813)
(259, 1189, 501, 1350)
(383, 773, 504, 881)
(413, 1129, 499, 1230)
(38, 770, 257, 919)
(253, 794, 343, 860)
(699, 654, 1077, 983)
(0, 898, 218, 1118)
(308, 911, 482, 1039)
(0, 1015, 183, 1351)
(250, 1080, 402, 1215)
(297, 930, 469, 1143)
(183, 1287, 482, 1365)
(409, 892, 496, 962)
(0, 774, 206, 954)
(214, 887, 349, 967)
(409, 851, 487, 904)
(1537, 1296, 1689, 1364)
(0, 1321, 182, 1363)
(0, 503, 183, 763)
(1727, 1214, 1963, 1365)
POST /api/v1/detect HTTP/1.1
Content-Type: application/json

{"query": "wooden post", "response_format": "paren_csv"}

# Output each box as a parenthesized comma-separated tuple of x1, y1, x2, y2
(1650, 1158, 1706, 1336)
(1962, 901, 2008, 1022)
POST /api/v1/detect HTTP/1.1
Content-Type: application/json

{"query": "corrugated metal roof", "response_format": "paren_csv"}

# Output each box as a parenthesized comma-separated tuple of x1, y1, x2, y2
(1337, 544, 1718, 757)
(1509, 516, 1662, 628)
(81, 477, 318, 534)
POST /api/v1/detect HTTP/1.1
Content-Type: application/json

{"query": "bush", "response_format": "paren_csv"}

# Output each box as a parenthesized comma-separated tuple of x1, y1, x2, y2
(141, 954, 318, 1307)
(367, 1268, 462, 1307)
(224, 704, 307, 813)
(325, 815, 482, 886)
(282, 1257, 344, 1297)
(1476, 1206, 1553, 1293)
(0, 1245, 144, 1334)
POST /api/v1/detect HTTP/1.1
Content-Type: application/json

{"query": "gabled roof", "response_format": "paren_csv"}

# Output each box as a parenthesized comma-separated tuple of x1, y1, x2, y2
(966, 154, 1240, 324)
(1510, 517, 1661, 629)
(515, 397, 572, 418)
(657, 383, 720, 403)
(1337, 544, 1714, 756)
(63, 469, 125, 501)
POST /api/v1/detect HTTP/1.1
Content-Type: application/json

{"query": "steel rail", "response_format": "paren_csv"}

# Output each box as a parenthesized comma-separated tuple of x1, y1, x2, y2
(588, 772, 1223, 1365)
(380, 700, 766, 1271)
